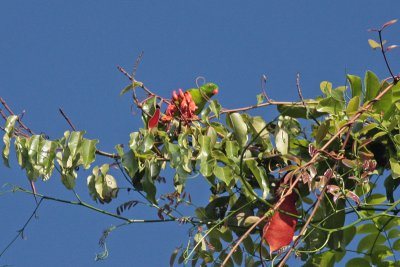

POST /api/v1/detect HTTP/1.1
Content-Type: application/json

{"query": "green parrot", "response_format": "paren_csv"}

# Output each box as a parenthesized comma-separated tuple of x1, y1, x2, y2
(187, 83, 219, 114)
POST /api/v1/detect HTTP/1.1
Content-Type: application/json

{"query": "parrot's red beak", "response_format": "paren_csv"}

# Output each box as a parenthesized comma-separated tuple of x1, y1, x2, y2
(212, 88, 219, 95)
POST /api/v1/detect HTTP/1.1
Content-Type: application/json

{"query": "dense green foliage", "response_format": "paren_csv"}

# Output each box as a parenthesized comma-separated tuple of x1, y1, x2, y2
(2, 21, 400, 267)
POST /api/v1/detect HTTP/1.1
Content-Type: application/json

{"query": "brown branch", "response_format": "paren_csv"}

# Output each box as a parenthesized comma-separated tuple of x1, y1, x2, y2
(0, 96, 35, 135)
(117, 66, 161, 99)
(58, 107, 119, 159)
(221, 213, 269, 266)
(219, 100, 316, 115)
(59, 108, 77, 131)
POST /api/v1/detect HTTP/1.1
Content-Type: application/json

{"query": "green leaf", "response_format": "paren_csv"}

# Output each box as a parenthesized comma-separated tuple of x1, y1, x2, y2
(61, 169, 77, 190)
(242, 236, 254, 254)
(141, 96, 157, 126)
(140, 133, 154, 153)
(209, 100, 221, 119)
(87, 164, 118, 204)
(87, 164, 119, 203)
(317, 96, 344, 115)
(227, 113, 248, 148)
(232, 246, 243, 266)
(331, 86, 346, 101)
(325, 200, 345, 250)
(197, 135, 215, 177)
(119, 84, 133, 95)
(245, 159, 269, 198)
(319, 251, 336, 267)
(385, 175, 400, 203)
(101, 174, 119, 203)
(219, 226, 233, 242)
(36, 139, 57, 180)
(129, 132, 140, 150)
(275, 127, 288, 155)
(141, 160, 158, 204)
(277, 101, 325, 119)
(169, 247, 181, 267)
(371, 245, 393, 265)
(364, 70, 380, 102)
(2, 115, 18, 167)
(225, 140, 239, 159)
(198, 135, 211, 159)
(390, 157, 400, 179)
(388, 228, 400, 239)
(248, 116, 272, 149)
(346, 258, 370, 267)
(166, 142, 180, 168)
(347, 74, 362, 98)
(68, 131, 84, 159)
(368, 39, 381, 50)
(343, 226, 356, 247)
(346, 96, 360, 115)
(357, 233, 385, 251)
(393, 239, 400, 250)
(206, 126, 217, 148)
(391, 81, 400, 102)
(122, 150, 139, 178)
(213, 165, 234, 186)
(375, 81, 393, 117)
(366, 193, 386, 204)
(358, 123, 379, 136)
(208, 237, 222, 252)
(357, 223, 377, 234)
(15, 136, 28, 168)
(305, 250, 335, 267)
(205, 196, 229, 220)
(200, 158, 215, 177)
(317, 87, 345, 115)
(315, 122, 329, 144)
(320, 81, 333, 95)
(80, 139, 98, 169)
(256, 93, 264, 105)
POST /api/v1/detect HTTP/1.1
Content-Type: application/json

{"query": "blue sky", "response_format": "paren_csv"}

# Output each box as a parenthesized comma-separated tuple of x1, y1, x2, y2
(1, 1, 400, 266)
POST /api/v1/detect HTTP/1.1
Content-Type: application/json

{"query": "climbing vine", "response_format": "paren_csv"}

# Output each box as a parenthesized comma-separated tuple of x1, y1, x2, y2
(1, 20, 400, 267)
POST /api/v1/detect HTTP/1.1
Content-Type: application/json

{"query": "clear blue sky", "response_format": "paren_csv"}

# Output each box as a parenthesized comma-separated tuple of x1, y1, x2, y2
(1, 1, 399, 266)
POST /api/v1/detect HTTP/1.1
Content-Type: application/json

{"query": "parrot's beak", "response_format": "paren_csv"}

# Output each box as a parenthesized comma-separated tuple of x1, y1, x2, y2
(212, 88, 219, 95)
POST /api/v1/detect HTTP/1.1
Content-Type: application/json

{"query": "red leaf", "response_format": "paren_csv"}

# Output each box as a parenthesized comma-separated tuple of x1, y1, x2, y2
(263, 193, 298, 254)
(382, 19, 398, 30)
(148, 107, 160, 129)
(386, 45, 399, 52)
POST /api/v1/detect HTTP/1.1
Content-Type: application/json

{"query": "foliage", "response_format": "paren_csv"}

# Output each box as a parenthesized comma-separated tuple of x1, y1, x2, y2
(1, 20, 400, 266)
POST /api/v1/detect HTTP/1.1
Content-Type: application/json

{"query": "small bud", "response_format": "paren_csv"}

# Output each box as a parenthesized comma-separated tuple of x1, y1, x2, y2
(179, 89, 185, 99)
(172, 90, 178, 100)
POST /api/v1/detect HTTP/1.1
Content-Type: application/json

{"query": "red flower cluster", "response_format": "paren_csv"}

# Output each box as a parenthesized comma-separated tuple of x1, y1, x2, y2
(161, 89, 198, 123)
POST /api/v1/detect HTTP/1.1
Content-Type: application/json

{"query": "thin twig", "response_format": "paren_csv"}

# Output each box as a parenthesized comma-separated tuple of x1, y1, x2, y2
(378, 30, 397, 83)
(0, 198, 43, 258)
(59, 108, 77, 131)
(261, 74, 271, 103)
(0, 97, 34, 135)
(296, 73, 306, 107)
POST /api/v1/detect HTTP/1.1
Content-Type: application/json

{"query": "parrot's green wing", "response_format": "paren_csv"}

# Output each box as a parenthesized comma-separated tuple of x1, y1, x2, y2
(187, 83, 219, 114)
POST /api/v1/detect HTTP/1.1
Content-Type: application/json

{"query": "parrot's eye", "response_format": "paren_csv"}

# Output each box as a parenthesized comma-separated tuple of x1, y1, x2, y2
(213, 88, 219, 95)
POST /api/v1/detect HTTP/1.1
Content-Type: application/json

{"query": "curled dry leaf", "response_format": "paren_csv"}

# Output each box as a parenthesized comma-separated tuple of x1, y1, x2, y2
(263, 193, 298, 254)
